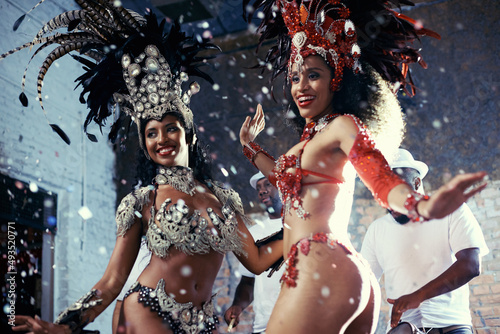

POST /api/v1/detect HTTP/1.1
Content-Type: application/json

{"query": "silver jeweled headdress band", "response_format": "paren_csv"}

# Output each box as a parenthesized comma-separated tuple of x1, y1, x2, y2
(113, 44, 200, 154)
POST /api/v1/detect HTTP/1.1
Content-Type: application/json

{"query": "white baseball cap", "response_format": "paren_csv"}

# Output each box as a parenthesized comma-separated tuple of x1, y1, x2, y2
(249, 171, 265, 189)
(390, 149, 428, 179)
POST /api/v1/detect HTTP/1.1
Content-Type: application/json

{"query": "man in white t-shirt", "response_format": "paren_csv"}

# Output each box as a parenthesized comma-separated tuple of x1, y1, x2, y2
(361, 149, 489, 334)
(224, 172, 284, 334)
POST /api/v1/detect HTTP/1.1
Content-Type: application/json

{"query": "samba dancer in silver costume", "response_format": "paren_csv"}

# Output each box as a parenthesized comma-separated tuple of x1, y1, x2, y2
(5, 1, 283, 333)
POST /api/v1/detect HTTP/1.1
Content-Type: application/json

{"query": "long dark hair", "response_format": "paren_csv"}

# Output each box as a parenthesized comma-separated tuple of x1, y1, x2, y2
(285, 61, 405, 157)
(135, 112, 213, 186)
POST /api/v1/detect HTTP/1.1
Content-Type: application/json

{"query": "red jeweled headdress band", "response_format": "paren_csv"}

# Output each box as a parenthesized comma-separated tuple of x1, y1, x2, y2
(279, 0, 361, 91)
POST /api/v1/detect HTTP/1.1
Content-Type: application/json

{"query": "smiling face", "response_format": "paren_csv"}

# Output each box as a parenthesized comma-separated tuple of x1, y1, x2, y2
(291, 55, 335, 122)
(144, 114, 189, 167)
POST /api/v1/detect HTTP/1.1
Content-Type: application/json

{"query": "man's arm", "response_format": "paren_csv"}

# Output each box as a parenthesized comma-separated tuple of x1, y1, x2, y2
(388, 247, 481, 327)
(223, 276, 255, 328)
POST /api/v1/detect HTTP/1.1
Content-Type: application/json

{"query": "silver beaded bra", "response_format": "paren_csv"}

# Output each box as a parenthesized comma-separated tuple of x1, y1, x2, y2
(115, 179, 247, 258)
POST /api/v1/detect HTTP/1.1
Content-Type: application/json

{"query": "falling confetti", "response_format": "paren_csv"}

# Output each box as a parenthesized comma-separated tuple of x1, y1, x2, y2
(266, 127, 275, 135)
(181, 265, 192, 277)
(29, 182, 39, 193)
(78, 206, 93, 220)
(432, 119, 442, 129)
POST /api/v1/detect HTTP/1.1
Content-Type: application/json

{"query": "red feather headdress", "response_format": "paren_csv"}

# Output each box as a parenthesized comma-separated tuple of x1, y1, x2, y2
(244, 0, 440, 94)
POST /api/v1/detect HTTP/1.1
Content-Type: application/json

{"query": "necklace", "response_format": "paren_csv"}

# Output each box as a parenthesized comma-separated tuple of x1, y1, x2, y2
(300, 114, 339, 141)
(154, 166, 196, 196)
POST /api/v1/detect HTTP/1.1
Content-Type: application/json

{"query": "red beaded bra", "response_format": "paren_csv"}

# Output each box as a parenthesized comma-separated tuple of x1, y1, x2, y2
(274, 114, 343, 219)
(273, 113, 406, 220)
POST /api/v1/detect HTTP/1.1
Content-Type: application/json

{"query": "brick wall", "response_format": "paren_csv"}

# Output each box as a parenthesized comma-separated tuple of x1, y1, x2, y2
(0, 1, 117, 331)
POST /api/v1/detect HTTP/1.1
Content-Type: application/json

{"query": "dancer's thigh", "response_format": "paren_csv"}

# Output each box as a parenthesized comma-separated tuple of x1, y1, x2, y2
(119, 292, 173, 334)
(266, 243, 373, 334)
(344, 271, 380, 334)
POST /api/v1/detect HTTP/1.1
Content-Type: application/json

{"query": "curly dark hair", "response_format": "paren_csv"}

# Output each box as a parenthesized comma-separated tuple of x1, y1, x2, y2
(135, 111, 213, 186)
(285, 61, 405, 157)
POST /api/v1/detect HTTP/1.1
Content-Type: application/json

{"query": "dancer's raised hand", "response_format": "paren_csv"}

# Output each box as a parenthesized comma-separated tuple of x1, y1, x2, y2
(418, 171, 487, 220)
(240, 104, 266, 146)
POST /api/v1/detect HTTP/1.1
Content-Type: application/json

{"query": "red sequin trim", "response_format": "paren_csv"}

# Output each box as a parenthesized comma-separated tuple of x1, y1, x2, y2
(243, 141, 275, 168)
(281, 232, 350, 288)
(404, 191, 430, 222)
(345, 115, 406, 208)
(274, 151, 310, 219)
(300, 114, 339, 141)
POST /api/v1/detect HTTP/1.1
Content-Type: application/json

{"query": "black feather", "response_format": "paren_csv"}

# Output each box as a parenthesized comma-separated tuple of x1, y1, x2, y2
(86, 133, 98, 142)
(13, 14, 26, 31)
(19, 92, 28, 107)
(67, 19, 81, 32)
(50, 124, 71, 145)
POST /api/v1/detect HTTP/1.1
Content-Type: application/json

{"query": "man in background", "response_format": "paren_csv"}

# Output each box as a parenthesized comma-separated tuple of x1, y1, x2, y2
(361, 149, 489, 334)
(224, 172, 283, 334)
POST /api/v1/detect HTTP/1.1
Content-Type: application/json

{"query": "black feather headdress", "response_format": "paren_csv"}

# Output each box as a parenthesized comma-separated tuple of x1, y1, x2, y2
(243, 0, 440, 95)
(1, 0, 219, 145)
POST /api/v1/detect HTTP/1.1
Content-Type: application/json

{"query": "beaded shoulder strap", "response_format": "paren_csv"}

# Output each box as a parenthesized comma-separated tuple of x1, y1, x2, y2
(208, 180, 253, 252)
(116, 186, 153, 237)
(208, 180, 245, 217)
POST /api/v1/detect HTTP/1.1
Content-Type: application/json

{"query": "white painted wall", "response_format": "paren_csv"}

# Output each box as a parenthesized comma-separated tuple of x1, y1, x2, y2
(0, 1, 117, 332)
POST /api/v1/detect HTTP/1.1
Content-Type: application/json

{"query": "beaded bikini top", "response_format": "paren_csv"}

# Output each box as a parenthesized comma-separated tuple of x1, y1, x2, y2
(115, 170, 246, 258)
(274, 114, 343, 219)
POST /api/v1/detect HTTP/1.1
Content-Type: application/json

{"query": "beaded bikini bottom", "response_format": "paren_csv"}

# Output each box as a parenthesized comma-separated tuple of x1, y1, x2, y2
(280, 232, 353, 288)
(124, 279, 219, 334)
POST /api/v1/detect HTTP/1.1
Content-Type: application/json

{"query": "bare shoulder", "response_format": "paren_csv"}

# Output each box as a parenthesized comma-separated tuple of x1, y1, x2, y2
(322, 114, 360, 138)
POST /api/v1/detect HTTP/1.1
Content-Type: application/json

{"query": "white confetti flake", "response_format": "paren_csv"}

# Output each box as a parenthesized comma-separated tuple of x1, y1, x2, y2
(29, 182, 39, 193)
(202, 30, 212, 39)
(432, 119, 442, 129)
(78, 206, 93, 220)
(321, 286, 330, 297)
(181, 265, 192, 277)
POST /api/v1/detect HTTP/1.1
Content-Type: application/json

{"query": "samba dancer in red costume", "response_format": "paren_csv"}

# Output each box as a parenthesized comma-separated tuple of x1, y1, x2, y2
(239, 0, 487, 332)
